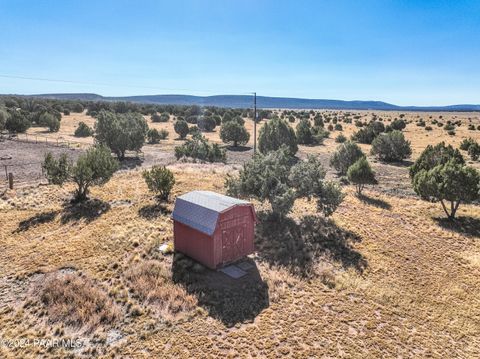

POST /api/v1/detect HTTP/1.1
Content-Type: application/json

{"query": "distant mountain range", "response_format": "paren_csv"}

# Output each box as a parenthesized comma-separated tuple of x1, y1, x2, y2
(14, 93, 480, 111)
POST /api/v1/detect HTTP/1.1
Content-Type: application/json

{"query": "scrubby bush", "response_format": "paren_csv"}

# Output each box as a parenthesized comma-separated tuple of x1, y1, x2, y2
(147, 128, 161, 144)
(460, 138, 476, 151)
(289, 156, 344, 217)
(347, 157, 377, 195)
(143, 166, 175, 201)
(412, 159, 479, 219)
(43, 146, 118, 202)
(369, 121, 385, 134)
(468, 142, 480, 161)
(370, 130, 412, 162)
(313, 115, 324, 127)
(0, 108, 9, 132)
(425, 126, 433, 131)
(186, 115, 199, 124)
(334, 123, 343, 131)
(174, 133, 226, 163)
(226, 148, 343, 217)
(72, 103, 84, 113)
(74, 122, 94, 137)
(95, 110, 148, 160)
(42, 153, 71, 185)
(39, 112, 60, 132)
(174, 119, 189, 139)
(335, 134, 347, 143)
(150, 112, 169, 123)
(258, 117, 298, 155)
(390, 119, 406, 131)
(410, 142, 464, 180)
(220, 121, 250, 147)
(226, 148, 295, 216)
(352, 126, 376, 144)
(197, 116, 217, 132)
(330, 141, 365, 175)
(5, 110, 31, 133)
(296, 119, 315, 145)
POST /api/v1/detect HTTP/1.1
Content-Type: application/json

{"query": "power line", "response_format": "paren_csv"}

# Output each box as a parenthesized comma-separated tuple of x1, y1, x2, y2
(0, 73, 253, 96)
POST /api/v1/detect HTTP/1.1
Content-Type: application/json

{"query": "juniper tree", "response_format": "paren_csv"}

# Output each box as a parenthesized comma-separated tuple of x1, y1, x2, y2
(347, 157, 377, 195)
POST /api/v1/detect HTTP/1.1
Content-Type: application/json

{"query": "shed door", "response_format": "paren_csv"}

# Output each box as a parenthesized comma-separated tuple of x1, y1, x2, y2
(221, 224, 246, 264)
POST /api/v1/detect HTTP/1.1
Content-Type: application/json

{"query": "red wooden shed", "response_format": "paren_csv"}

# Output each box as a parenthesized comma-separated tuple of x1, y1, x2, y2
(172, 191, 256, 269)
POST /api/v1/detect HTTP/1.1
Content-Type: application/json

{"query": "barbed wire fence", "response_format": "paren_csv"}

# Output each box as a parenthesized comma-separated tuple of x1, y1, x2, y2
(0, 133, 91, 191)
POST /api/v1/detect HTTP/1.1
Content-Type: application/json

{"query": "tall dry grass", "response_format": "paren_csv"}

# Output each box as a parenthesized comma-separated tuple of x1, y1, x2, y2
(36, 272, 120, 333)
(125, 260, 197, 318)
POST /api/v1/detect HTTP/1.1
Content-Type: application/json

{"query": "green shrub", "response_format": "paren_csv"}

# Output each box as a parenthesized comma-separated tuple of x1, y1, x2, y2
(142, 166, 175, 201)
(412, 159, 479, 219)
(74, 122, 94, 137)
(330, 141, 365, 175)
(352, 126, 376, 144)
(220, 121, 250, 147)
(174, 133, 226, 163)
(43, 146, 118, 202)
(390, 119, 406, 131)
(289, 156, 344, 217)
(425, 126, 433, 131)
(460, 138, 476, 151)
(226, 147, 295, 216)
(258, 117, 298, 156)
(0, 108, 9, 131)
(313, 115, 323, 127)
(347, 157, 377, 195)
(410, 142, 464, 180)
(197, 116, 217, 132)
(468, 142, 480, 161)
(42, 153, 71, 185)
(39, 113, 60, 132)
(335, 134, 347, 143)
(334, 123, 343, 131)
(370, 130, 412, 162)
(226, 149, 343, 217)
(296, 119, 315, 145)
(174, 120, 189, 139)
(95, 110, 148, 160)
(71, 146, 119, 201)
(147, 128, 161, 144)
(5, 110, 31, 133)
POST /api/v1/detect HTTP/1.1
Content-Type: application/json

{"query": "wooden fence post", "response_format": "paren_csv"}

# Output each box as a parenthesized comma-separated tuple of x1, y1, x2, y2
(4, 165, 7, 180)
(8, 173, 13, 190)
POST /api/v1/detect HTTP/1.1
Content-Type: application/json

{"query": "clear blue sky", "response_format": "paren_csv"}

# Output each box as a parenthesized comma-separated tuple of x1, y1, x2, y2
(0, 0, 479, 105)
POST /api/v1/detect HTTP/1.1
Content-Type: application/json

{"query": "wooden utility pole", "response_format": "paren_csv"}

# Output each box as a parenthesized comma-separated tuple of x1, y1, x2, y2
(8, 173, 13, 190)
(253, 92, 257, 154)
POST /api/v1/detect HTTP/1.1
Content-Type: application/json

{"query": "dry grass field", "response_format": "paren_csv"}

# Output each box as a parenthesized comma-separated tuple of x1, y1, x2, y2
(1, 110, 480, 357)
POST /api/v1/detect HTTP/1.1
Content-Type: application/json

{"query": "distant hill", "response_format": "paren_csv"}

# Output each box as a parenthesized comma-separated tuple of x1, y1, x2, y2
(19, 93, 480, 111)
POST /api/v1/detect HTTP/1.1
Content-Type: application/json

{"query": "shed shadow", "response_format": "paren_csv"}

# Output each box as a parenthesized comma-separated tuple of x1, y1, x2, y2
(172, 255, 269, 327)
(433, 216, 480, 238)
(138, 203, 171, 219)
(255, 212, 367, 277)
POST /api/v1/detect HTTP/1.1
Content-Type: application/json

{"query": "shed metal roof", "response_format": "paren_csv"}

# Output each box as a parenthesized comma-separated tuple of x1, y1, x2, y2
(172, 191, 250, 235)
